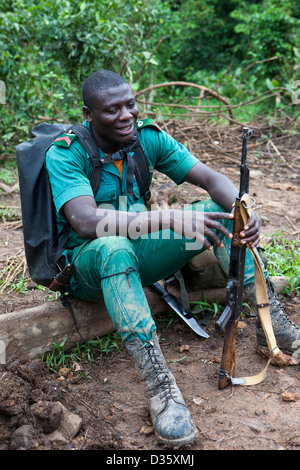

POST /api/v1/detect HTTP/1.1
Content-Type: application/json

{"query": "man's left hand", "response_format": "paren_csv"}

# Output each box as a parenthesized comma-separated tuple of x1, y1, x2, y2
(239, 210, 260, 248)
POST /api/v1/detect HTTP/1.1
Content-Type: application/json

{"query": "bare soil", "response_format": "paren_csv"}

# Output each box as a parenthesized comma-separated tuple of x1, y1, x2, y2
(0, 122, 299, 451)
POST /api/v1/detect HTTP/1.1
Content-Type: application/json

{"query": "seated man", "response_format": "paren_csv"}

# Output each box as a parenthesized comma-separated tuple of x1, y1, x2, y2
(45, 69, 299, 447)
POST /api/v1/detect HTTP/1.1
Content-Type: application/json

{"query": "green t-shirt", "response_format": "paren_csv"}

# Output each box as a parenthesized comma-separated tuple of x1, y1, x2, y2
(45, 119, 198, 249)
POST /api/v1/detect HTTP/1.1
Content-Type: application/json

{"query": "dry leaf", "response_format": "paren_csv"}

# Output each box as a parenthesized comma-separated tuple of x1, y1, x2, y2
(281, 392, 297, 402)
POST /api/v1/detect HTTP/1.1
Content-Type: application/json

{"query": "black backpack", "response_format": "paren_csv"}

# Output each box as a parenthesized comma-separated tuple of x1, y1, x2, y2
(16, 122, 151, 290)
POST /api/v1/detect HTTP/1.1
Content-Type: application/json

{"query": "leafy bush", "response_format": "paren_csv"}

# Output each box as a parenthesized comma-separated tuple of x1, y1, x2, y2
(0, 0, 299, 152)
(231, 0, 300, 86)
(0, 0, 162, 149)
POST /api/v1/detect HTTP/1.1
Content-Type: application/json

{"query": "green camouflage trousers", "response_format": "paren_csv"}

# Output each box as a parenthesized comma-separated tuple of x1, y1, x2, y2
(66, 200, 267, 342)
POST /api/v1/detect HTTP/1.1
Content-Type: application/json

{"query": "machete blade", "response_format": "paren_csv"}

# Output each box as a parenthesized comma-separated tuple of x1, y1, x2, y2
(150, 282, 210, 339)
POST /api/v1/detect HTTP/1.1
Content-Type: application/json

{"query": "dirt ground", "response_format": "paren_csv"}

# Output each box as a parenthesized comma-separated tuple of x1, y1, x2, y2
(0, 122, 299, 452)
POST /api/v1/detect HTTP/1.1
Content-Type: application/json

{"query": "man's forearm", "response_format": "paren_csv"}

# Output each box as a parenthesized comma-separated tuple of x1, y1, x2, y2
(184, 162, 238, 211)
(64, 194, 234, 247)
(206, 174, 238, 211)
(79, 207, 175, 240)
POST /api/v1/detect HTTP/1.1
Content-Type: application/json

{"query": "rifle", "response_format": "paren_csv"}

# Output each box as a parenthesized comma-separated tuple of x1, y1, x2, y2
(215, 127, 254, 390)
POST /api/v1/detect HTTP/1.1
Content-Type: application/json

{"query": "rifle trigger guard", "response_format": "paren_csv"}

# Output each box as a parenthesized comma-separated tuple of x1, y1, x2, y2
(241, 195, 256, 209)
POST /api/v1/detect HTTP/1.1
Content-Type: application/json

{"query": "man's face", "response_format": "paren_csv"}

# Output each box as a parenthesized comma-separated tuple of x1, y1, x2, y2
(83, 83, 139, 153)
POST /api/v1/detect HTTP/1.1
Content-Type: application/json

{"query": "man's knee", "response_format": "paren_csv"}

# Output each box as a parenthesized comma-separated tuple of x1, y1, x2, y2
(99, 236, 135, 258)
(75, 236, 137, 277)
(87, 236, 134, 256)
(98, 237, 138, 276)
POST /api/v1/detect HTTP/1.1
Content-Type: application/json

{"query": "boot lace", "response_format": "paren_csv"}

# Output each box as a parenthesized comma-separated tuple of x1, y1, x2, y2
(142, 344, 179, 405)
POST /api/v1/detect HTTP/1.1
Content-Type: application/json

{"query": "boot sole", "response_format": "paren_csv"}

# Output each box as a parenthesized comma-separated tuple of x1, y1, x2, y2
(156, 427, 198, 447)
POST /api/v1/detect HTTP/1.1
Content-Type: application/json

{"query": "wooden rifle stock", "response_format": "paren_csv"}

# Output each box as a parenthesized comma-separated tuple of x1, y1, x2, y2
(218, 315, 239, 389)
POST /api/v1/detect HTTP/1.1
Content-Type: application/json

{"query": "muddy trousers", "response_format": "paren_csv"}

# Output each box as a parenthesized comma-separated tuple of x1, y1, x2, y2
(66, 200, 267, 343)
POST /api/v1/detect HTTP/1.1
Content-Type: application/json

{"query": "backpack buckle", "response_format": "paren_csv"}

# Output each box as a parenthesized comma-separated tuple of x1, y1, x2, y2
(144, 190, 151, 202)
(110, 149, 126, 162)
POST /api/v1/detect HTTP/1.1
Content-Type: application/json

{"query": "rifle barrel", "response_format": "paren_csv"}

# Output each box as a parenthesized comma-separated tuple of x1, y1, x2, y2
(239, 127, 253, 197)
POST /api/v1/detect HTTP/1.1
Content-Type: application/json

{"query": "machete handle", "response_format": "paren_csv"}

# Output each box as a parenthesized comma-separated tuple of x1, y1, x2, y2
(49, 263, 75, 291)
(150, 282, 167, 298)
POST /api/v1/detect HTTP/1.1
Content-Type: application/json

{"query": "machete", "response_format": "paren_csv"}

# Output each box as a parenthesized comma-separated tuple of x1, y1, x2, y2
(150, 282, 210, 339)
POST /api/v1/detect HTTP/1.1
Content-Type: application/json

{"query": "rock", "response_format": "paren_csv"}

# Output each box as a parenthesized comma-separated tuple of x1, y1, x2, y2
(47, 430, 69, 446)
(10, 424, 36, 450)
(47, 402, 82, 442)
(0, 372, 29, 416)
(31, 400, 63, 434)
(192, 397, 205, 406)
(139, 425, 154, 436)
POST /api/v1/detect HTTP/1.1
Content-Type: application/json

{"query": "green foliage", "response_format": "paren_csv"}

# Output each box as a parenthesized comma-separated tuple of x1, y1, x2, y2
(231, 0, 300, 85)
(190, 298, 223, 319)
(0, 0, 299, 152)
(0, 204, 18, 222)
(263, 230, 300, 295)
(43, 332, 121, 373)
(159, 0, 239, 78)
(0, 0, 162, 149)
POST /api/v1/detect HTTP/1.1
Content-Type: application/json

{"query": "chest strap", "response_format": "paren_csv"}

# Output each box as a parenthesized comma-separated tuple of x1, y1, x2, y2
(69, 125, 151, 204)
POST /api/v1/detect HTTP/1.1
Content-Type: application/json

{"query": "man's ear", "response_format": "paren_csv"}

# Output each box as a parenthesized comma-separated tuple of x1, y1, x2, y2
(83, 105, 92, 122)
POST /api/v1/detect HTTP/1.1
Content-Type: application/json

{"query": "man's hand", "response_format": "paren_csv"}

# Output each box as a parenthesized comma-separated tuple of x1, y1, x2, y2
(239, 210, 260, 248)
(170, 210, 234, 250)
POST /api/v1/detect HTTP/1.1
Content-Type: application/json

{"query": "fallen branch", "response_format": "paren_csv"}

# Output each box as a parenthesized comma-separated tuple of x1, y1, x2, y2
(0, 182, 19, 194)
(0, 277, 290, 361)
(135, 81, 234, 123)
(268, 139, 299, 174)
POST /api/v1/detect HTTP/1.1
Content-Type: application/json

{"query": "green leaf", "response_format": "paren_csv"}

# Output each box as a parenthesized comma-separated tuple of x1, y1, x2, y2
(266, 78, 274, 90)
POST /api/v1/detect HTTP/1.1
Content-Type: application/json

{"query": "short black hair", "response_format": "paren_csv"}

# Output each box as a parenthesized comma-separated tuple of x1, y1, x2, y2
(82, 69, 128, 110)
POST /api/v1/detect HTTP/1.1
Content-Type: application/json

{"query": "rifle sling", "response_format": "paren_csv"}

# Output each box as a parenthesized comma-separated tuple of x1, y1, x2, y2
(229, 193, 281, 386)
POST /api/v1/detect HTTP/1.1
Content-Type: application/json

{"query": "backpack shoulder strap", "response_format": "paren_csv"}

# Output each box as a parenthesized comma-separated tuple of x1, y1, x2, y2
(67, 124, 103, 196)
(133, 119, 161, 203)
(54, 122, 153, 205)
(130, 119, 161, 203)
(128, 130, 151, 203)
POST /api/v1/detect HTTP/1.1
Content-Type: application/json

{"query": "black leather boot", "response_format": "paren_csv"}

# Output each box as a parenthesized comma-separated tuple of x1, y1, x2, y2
(125, 331, 197, 447)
